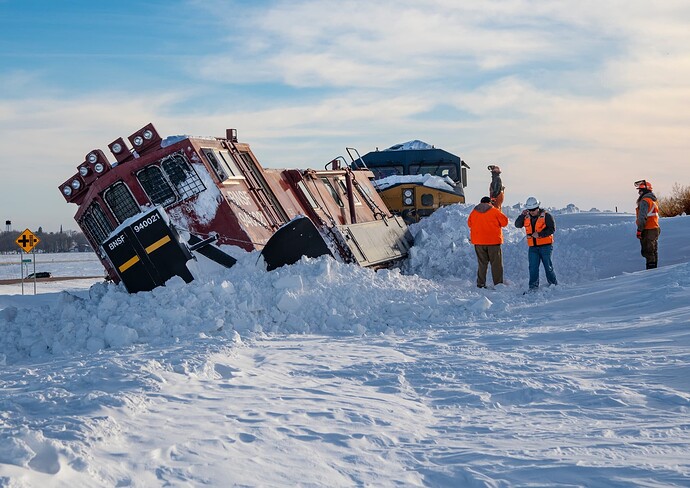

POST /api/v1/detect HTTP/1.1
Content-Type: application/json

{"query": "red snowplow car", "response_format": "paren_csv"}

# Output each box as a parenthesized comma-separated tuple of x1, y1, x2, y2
(59, 123, 411, 292)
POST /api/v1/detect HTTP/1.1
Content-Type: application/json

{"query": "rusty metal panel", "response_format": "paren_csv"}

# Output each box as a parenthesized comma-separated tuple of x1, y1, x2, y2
(336, 216, 411, 267)
(261, 170, 308, 219)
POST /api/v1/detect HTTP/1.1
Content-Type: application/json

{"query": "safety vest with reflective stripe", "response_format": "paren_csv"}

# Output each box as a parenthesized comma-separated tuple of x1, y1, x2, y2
(524, 211, 554, 247)
(636, 197, 659, 229)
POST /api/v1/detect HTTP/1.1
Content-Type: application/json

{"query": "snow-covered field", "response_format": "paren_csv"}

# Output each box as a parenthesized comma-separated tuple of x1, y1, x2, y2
(1, 205, 689, 487)
(0, 252, 104, 281)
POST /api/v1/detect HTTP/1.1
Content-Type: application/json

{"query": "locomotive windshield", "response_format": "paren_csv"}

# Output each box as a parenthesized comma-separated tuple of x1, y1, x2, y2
(103, 182, 140, 224)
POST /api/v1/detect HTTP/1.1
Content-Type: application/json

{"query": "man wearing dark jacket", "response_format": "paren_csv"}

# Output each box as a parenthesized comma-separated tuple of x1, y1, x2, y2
(635, 180, 660, 269)
(467, 196, 509, 288)
(488, 165, 504, 209)
(515, 196, 558, 290)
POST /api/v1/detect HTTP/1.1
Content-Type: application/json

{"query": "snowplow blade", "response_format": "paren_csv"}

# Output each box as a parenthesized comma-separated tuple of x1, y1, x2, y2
(336, 216, 411, 267)
(261, 216, 333, 271)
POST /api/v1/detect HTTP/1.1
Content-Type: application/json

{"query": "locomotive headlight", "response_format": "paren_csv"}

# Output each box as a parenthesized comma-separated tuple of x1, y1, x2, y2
(404, 197, 413, 205)
(133, 135, 144, 146)
(71, 179, 82, 190)
(63, 185, 73, 196)
(94, 162, 105, 173)
(87, 152, 98, 164)
(143, 129, 154, 140)
(111, 142, 123, 154)
(79, 166, 89, 177)
(403, 189, 413, 198)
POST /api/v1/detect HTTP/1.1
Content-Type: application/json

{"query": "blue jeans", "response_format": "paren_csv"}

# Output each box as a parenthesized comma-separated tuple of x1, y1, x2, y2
(528, 245, 558, 289)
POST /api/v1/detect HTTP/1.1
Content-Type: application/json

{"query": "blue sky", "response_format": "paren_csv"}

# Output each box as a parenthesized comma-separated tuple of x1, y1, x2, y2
(1, 0, 689, 232)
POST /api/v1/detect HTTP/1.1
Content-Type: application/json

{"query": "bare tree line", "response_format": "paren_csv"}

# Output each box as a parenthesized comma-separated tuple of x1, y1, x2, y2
(658, 183, 690, 217)
(0, 229, 92, 253)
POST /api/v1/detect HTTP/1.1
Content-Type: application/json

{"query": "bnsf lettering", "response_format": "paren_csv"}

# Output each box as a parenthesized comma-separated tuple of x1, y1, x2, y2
(227, 190, 252, 207)
(108, 235, 126, 250)
(134, 213, 160, 233)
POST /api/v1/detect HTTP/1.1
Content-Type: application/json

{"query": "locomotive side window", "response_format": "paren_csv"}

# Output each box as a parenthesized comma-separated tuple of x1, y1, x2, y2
(217, 150, 242, 177)
(409, 163, 458, 181)
(371, 165, 403, 179)
(297, 181, 319, 208)
(103, 182, 140, 224)
(137, 166, 176, 206)
(162, 153, 205, 199)
(202, 149, 228, 181)
(336, 178, 361, 205)
(320, 178, 343, 207)
(81, 202, 113, 245)
(201, 148, 243, 181)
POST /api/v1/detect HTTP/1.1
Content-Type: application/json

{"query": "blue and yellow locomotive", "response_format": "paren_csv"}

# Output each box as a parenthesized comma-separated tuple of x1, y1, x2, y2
(353, 141, 470, 223)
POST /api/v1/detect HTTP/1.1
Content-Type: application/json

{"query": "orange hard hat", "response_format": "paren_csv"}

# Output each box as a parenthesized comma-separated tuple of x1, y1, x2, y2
(634, 180, 653, 191)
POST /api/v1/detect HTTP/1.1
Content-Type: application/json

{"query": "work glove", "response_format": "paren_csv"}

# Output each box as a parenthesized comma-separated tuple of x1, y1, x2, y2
(522, 210, 529, 216)
(636, 230, 642, 239)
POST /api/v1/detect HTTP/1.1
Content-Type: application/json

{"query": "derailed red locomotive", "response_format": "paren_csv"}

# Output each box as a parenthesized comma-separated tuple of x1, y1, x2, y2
(59, 123, 411, 292)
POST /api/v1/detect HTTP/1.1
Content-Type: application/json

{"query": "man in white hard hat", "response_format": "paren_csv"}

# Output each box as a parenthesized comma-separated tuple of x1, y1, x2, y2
(514, 196, 558, 290)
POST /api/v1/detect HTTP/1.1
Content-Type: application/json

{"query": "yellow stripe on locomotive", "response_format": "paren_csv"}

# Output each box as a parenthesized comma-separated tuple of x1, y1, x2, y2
(377, 183, 465, 223)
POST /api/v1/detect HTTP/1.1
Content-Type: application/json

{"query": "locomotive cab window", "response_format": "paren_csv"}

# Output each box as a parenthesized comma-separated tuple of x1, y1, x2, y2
(409, 163, 458, 181)
(81, 202, 114, 246)
(161, 153, 206, 200)
(218, 151, 242, 177)
(336, 178, 361, 205)
(371, 165, 403, 180)
(137, 166, 176, 206)
(297, 181, 319, 208)
(103, 182, 140, 224)
(202, 148, 243, 182)
(320, 178, 343, 207)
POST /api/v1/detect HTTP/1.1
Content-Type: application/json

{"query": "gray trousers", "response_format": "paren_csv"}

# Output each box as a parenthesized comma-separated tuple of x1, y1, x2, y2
(640, 227, 660, 269)
(474, 245, 504, 287)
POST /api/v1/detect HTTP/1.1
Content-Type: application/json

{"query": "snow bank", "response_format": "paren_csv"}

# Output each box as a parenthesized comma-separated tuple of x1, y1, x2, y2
(2, 206, 688, 367)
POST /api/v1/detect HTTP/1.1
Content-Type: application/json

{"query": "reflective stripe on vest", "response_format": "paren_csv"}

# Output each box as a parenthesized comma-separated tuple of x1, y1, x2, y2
(636, 197, 660, 229)
(524, 211, 554, 247)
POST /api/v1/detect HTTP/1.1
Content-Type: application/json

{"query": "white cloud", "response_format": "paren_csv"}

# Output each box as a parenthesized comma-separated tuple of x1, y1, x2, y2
(3, 0, 690, 230)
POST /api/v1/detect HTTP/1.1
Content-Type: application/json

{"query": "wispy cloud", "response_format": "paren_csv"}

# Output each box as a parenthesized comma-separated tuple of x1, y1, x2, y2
(1, 0, 690, 229)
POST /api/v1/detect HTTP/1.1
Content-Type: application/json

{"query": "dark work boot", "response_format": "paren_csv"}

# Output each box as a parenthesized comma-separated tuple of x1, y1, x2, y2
(646, 262, 657, 269)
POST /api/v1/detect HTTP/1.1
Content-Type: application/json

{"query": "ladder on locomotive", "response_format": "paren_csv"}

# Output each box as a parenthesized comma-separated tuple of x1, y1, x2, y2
(222, 141, 289, 230)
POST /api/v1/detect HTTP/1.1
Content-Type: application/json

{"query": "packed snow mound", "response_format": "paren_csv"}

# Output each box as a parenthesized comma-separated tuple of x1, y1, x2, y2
(373, 174, 457, 192)
(2, 205, 689, 365)
(384, 140, 434, 151)
(404, 204, 690, 282)
(0, 250, 471, 365)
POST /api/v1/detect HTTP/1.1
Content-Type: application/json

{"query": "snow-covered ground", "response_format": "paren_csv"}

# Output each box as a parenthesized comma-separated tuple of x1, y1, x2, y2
(0, 252, 104, 281)
(1, 205, 689, 487)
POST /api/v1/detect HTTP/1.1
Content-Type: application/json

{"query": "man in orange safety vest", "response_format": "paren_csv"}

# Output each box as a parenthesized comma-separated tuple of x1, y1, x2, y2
(635, 179, 660, 269)
(515, 196, 558, 290)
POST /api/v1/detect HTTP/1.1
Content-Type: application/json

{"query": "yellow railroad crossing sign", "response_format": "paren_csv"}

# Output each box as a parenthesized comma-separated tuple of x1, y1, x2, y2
(16, 229, 40, 253)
